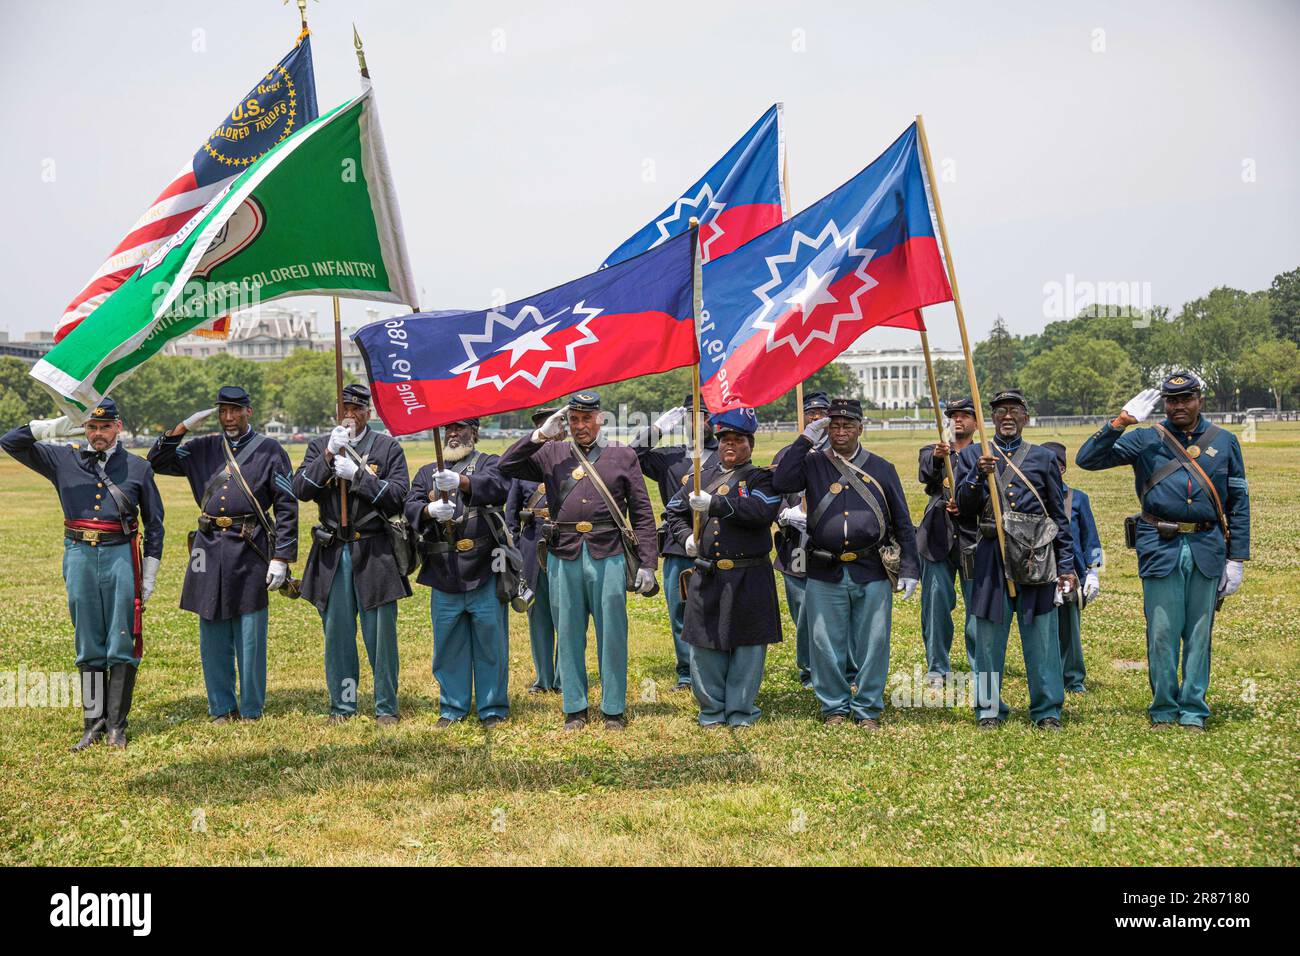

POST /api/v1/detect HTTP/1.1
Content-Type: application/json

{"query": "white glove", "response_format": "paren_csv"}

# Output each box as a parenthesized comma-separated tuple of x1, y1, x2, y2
(29, 416, 82, 441)
(1122, 388, 1162, 423)
(689, 490, 712, 513)
(634, 568, 657, 595)
(327, 424, 353, 454)
(779, 506, 807, 533)
(684, 534, 698, 558)
(533, 409, 566, 442)
(1083, 570, 1101, 602)
(266, 559, 288, 590)
(333, 454, 359, 481)
(1218, 559, 1244, 597)
(140, 556, 161, 604)
(183, 407, 217, 431)
(427, 499, 455, 521)
(896, 577, 919, 600)
(654, 406, 688, 433)
(801, 417, 830, 443)
(433, 469, 460, 492)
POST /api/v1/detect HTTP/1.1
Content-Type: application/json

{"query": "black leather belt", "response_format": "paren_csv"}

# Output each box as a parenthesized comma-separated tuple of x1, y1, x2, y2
(694, 555, 769, 572)
(423, 535, 493, 555)
(549, 519, 617, 534)
(64, 527, 133, 546)
(198, 513, 258, 534)
(811, 547, 874, 564)
(1141, 513, 1214, 534)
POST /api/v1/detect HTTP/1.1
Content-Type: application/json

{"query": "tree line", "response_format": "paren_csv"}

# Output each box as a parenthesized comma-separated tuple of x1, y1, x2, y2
(2, 265, 1295, 431)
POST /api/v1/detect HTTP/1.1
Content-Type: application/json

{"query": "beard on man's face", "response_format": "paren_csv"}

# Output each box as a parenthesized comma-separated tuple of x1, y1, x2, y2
(444, 441, 474, 463)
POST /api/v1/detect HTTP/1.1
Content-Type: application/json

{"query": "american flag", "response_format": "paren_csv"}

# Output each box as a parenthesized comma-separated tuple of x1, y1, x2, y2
(55, 35, 318, 342)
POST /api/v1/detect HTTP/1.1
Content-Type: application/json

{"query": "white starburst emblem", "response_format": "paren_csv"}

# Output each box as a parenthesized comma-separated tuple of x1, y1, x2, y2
(451, 301, 604, 390)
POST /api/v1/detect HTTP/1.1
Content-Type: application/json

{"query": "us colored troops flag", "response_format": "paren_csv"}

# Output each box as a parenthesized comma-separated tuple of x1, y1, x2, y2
(356, 231, 697, 433)
(33, 86, 417, 415)
(55, 36, 318, 342)
(602, 104, 786, 267)
(698, 123, 954, 412)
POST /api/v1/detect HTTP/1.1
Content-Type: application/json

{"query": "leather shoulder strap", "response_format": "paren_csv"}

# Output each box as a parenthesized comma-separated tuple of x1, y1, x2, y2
(992, 442, 1046, 513)
(824, 450, 891, 544)
(96, 457, 136, 536)
(1152, 424, 1229, 538)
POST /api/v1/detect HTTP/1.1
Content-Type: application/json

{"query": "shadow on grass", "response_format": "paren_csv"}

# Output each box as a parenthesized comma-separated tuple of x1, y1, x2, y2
(125, 737, 763, 805)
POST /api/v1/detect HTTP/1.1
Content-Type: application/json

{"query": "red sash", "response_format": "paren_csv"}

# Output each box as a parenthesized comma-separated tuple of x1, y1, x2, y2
(65, 518, 144, 657)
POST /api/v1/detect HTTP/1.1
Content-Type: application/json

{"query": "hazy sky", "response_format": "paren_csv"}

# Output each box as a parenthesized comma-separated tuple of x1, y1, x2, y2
(3, 0, 1298, 350)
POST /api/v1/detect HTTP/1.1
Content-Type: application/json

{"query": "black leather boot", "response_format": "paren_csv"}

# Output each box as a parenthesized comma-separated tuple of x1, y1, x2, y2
(105, 663, 138, 749)
(71, 666, 107, 752)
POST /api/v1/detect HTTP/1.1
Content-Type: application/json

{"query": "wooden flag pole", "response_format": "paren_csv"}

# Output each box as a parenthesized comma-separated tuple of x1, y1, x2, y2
(917, 316, 956, 494)
(689, 218, 704, 543)
(915, 114, 1014, 595)
(333, 295, 349, 528)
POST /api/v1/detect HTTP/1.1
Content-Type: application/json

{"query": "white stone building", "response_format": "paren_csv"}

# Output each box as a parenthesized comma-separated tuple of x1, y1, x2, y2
(834, 342, 965, 409)
(162, 305, 376, 377)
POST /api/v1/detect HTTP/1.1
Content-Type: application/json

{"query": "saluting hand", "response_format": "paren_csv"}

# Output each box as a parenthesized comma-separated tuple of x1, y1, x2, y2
(179, 408, 216, 433)
(1116, 387, 1161, 427)
(801, 417, 830, 443)
(533, 410, 566, 442)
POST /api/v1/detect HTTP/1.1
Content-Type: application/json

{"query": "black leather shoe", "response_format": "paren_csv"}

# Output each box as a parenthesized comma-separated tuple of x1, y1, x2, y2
(480, 716, 505, 729)
(673, 680, 691, 692)
(71, 718, 107, 752)
(1036, 717, 1063, 731)
(853, 717, 881, 730)
(375, 715, 399, 727)
(978, 718, 1003, 730)
(105, 727, 127, 749)
(210, 711, 238, 725)
(104, 663, 137, 749)
(434, 717, 460, 729)
(563, 709, 588, 731)
(823, 714, 848, 726)
(603, 713, 627, 731)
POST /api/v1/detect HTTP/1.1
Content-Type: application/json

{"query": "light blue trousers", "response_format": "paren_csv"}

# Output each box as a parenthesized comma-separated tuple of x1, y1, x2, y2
(806, 568, 892, 721)
(528, 568, 560, 691)
(970, 594, 1062, 723)
(1057, 599, 1087, 692)
(63, 539, 138, 668)
(920, 555, 975, 676)
(690, 643, 768, 726)
(198, 608, 269, 719)
(321, 545, 399, 717)
(662, 555, 694, 683)
(549, 544, 628, 717)
(1142, 539, 1216, 727)
(431, 579, 509, 721)
(781, 573, 812, 685)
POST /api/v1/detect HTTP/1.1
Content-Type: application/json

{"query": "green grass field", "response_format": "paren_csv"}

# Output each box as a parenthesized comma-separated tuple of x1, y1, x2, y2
(1, 423, 1296, 866)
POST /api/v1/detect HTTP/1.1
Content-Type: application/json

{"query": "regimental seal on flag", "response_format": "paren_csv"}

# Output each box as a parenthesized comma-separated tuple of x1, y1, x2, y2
(200, 64, 303, 171)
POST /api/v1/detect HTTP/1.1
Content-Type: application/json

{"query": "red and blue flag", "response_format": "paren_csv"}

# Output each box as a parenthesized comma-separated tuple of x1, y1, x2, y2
(698, 123, 953, 412)
(602, 104, 786, 268)
(357, 231, 698, 434)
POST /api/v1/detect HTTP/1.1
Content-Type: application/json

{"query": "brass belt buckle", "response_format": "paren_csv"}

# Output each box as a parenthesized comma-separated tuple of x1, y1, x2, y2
(716, 558, 735, 570)
(455, 538, 474, 552)
(215, 516, 234, 528)
(575, 520, 594, 533)
(1177, 522, 1196, 533)
(840, 551, 858, 562)
(82, 529, 101, 546)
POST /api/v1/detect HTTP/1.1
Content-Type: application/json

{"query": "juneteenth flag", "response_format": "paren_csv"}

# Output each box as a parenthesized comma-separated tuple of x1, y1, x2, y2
(56, 35, 319, 342)
(698, 123, 953, 412)
(356, 230, 697, 434)
(602, 105, 786, 268)
(32, 85, 418, 416)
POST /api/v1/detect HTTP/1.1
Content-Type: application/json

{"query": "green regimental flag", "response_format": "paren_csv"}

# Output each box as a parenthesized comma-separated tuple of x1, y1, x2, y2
(32, 85, 418, 416)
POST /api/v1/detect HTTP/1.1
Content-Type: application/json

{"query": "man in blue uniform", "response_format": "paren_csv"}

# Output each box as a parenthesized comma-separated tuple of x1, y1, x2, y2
(1076, 372, 1249, 731)
(149, 386, 298, 723)
(1041, 441, 1102, 693)
(629, 395, 718, 692)
(3, 399, 164, 750)
(505, 409, 563, 694)
(954, 389, 1076, 731)
(499, 391, 659, 731)
(772, 398, 920, 728)
(772, 390, 831, 688)
(665, 408, 782, 727)
(294, 384, 411, 725)
(406, 417, 512, 727)
(916, 397, 979, 685)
